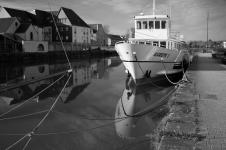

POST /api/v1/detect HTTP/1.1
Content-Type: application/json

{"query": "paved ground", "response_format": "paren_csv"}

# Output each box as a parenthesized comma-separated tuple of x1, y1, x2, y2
(157, 53, 226, 150)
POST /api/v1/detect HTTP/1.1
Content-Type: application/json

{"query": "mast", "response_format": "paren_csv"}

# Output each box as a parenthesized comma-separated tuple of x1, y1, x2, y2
(153, 0, 155, 16)
(207, 12, 209, 51)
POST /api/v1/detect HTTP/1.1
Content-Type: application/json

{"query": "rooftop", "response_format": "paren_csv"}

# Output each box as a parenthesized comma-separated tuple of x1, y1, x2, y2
(0, 17, 18, 33)
(134, 14, 169, 20)
(4, 7, 36, 24)
(60, 7, 90, 28)
(15, 23, 31, 33)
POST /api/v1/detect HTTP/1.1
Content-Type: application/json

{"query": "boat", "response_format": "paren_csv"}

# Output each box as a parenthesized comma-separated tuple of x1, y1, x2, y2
(115, 0, 190, 84)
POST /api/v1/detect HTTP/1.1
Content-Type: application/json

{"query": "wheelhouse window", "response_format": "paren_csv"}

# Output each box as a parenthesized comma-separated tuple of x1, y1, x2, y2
(153, 41, 159, 46)
(137, 21, 141, 29)
(149, 21, 154, 29)
(139, 41, 145, 44)
(161, 21, 166, 29)
(143, 21, 147, 29)
(160, 41, 166, 48)
(146, 41, 152, 45)
(155, 21, 160, 29)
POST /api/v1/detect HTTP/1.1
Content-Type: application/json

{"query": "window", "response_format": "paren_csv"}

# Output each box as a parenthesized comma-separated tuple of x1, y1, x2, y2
(153, 41, 159, 46)
(161, 20, 166, 29)
(30, 32, 33, 40)
(15, 22, 18, 27)
(37, 44, 44, 51)
(139, 41, 145, 44)
(146, 41, 152, 45)
(66, 36, 69, 40)
(160, 41, 166, 48)
(149, 21, 154, 29)
(155, 21, 160, 29)
(137, 21, 141, 29)
(143, 21, 147, 29)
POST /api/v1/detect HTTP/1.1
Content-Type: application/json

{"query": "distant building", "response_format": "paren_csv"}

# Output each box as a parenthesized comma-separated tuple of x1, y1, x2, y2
(223, 42, 226, 49)
(107, 34, 122, 46)
(89, 24, 108, 47)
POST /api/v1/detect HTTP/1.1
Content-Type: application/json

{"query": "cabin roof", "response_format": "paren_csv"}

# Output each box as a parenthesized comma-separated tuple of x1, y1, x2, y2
(0, 17, 18, 33)
(60, 7, 90, 28)
(134, 15, 169, 20)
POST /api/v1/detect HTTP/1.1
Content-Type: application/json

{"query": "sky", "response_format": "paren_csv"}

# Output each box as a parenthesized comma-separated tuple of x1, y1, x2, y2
(1, 0, 226, 41)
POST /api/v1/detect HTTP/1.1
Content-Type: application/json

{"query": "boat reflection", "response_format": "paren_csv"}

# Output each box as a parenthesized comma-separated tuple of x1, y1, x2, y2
(0, 57, 121, 105)
(115, 77, 172, 139)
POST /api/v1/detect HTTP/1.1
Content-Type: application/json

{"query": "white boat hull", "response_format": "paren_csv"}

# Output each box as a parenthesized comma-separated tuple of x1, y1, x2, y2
(115, 42, 189, 84)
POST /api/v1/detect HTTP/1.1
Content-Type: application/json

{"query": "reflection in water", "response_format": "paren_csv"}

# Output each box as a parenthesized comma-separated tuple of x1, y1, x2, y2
(0, 57, 121, 105)
(115, 77, 173, 140)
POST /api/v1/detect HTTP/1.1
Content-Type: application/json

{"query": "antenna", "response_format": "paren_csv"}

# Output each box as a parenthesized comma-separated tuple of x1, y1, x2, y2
(153, 0, 155, 16)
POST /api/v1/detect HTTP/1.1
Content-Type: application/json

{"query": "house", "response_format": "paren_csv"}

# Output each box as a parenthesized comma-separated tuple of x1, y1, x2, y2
(0, 17, 20, 34)
(107, 34, 122, 46)
(58, 7, 91, 50)
(0, 7, 48, 52)
(89, 24, 108, 47)
(0, 17, 22, 53)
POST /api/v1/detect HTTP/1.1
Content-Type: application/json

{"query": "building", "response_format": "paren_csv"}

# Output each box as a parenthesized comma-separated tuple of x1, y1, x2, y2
(89, 24, 108, 47)
(0, 17, 20, 34)
(0, 33, 22, 54)
(107, 34, 122, 46)
(0, 7, 48, 52)
(0, 17, 22, 53)
(58, 7, 91, 50)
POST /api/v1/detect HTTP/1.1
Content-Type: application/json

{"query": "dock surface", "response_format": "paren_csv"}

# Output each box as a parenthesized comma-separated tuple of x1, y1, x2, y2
(158, 53, 226, 149)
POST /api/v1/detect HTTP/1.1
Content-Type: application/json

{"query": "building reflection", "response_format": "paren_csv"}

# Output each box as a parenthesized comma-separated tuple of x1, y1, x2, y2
(0, 57, 121, 105)
(115, 77, 170, 139)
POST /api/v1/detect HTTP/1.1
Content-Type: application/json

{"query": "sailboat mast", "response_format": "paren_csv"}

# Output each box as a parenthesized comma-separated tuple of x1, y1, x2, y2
(153, 0, 155, 16)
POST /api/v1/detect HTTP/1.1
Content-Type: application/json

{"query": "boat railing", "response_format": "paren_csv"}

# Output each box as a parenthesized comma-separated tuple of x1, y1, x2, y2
(115, 41, 126, 45)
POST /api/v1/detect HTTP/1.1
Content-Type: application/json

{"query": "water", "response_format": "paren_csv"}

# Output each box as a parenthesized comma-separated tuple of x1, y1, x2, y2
(0, 57, 174, 150)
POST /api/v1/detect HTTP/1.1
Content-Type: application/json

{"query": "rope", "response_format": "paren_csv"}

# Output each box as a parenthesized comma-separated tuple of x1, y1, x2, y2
(5, 134, 28, 150)
(4, 73, 71, 150)
(31, 74, 72, 133)
(22, 137, 31, 150)
(0, 110, 49, 121)
(120, 85, 177, 118)
(134, 54, 165, 89)
(33, 117, 127, 136)
(0, 72, 66, 118)
(48, 2, 72, 69)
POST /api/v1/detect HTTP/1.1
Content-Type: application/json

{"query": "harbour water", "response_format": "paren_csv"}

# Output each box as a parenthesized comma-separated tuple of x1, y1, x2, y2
(0, 57, 175, 149)
(1, 53, 226, 149)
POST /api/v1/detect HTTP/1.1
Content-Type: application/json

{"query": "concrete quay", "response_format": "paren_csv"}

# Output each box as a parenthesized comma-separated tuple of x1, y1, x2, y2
(157, 53, 226, 150)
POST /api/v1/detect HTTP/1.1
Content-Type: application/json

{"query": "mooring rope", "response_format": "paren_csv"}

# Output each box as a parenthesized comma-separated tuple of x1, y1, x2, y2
(48, 2, 72, 69)
(134, 54, 165, 89)
(120, 85, 177, 118)
(4, 73, 71, 150)
(0, 72, 66, 118)
(0, 110, 49, 121)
